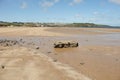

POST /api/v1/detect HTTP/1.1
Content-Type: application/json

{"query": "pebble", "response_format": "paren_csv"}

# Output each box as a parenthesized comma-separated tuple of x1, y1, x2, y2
(1, 65, 5, 69)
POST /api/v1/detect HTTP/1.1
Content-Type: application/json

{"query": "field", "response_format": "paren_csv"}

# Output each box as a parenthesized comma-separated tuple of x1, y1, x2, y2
(0, 27, 120, 80)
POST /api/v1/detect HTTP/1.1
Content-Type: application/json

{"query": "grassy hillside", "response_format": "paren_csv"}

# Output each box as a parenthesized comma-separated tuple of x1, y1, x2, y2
(0, 21, 118, 28)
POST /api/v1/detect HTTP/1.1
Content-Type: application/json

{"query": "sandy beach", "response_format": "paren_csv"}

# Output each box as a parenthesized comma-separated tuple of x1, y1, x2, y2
(0, 27, 120, 80)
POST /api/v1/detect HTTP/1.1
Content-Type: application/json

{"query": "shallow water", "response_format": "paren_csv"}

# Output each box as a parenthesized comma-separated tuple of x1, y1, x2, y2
(0, 33, 120, 53)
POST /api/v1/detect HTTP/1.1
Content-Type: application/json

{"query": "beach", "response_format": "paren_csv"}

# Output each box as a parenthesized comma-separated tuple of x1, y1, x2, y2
(0, 27, 120, 80)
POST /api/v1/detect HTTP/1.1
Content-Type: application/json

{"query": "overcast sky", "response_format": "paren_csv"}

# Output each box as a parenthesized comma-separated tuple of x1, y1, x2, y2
(0, 0, 120, 26)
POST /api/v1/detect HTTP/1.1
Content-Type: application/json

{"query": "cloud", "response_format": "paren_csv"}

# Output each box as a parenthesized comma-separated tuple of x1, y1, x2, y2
(109, 0, 120, 4)
(74, 13, 82, 19)
(88, 17, 98, 22)
(93, 12, 99, 15)
(69, 0, 83, 6)
(21, 2, 27, 9)
(40, 0, 59, 9)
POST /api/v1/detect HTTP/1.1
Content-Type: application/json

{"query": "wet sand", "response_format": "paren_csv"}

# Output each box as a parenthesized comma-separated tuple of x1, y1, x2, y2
(0, 47, 91, 80)
(0, 27, 120, 80)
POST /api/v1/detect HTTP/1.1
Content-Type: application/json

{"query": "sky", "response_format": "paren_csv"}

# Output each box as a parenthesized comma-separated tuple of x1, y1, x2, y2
(0, 0, 120, 26)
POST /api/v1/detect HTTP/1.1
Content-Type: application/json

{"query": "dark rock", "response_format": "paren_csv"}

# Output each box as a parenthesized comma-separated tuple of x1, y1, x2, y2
(80, 62, 85, 65)
(1, 65, 5, 69)
(6, 43, 9, 46)
(20, 39, 23, 42)
(36, 47, 39, 49)
(54, 41, 79, 48)
(0, 39, 19, 47)
(53, 59, 57, 62)
(47, 52, 52, 54)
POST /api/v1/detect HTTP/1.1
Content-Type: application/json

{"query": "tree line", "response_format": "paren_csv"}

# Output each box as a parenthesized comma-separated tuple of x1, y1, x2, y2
(0, 21, 113, 28)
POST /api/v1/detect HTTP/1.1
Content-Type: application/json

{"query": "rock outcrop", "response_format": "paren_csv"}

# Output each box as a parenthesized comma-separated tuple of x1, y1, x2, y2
(54, 41, 79, 48)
